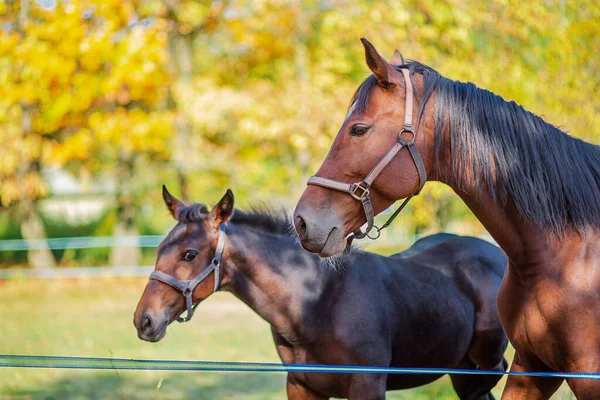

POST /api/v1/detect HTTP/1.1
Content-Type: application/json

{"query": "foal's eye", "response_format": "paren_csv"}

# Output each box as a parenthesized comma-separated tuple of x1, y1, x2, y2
(183, 250, 198, 262)
(350, 125, 370, 137)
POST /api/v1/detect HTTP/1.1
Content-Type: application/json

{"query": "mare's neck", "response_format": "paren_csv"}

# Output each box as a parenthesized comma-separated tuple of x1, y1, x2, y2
(433, 139, 567, 272)
(219, 223, 331, 341)
(450, 185, 549, 265)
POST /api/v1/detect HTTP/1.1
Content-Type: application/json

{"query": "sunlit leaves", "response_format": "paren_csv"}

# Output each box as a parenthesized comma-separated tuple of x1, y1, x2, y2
(1, 0, 597, 236)
(0, 0, 174, 206)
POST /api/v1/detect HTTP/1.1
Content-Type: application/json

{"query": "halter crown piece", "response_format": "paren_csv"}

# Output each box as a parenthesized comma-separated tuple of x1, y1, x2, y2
(148, 224, 226, 323)
(307, 68, 427, 240)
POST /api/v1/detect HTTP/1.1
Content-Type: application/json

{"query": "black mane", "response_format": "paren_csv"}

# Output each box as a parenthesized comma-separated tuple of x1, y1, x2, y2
(230, 206, 294, 236)
(177, 203, 293, 236)
(351, 61, 600, 233)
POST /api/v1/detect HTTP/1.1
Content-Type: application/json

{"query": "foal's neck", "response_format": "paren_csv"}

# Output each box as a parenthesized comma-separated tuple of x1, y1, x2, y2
(220, 224, 330, 340)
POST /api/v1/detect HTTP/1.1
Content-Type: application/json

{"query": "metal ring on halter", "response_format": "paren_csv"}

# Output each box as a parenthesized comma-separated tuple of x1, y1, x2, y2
(366, 226, 381, 240)
(398, 128, 415, 146)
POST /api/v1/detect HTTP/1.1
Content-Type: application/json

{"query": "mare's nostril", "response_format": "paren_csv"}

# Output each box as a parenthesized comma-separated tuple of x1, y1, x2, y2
(294, 215, 307, 238)
(141, 314, 153, 333)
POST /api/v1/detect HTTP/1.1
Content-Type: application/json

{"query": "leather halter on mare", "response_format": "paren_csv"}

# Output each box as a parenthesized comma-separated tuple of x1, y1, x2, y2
(307, 68, 426, 240)
(148, 224, 226, 323)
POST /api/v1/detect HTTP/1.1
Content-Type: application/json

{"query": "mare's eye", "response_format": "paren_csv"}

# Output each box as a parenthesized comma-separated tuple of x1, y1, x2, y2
(183, 250, 198, 262)
(350, 125, 370, 137)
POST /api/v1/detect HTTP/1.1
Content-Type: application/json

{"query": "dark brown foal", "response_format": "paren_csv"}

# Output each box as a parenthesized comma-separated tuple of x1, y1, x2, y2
(135, 187, 508, 399)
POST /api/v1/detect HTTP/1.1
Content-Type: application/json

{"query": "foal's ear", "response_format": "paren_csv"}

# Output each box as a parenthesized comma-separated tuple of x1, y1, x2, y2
(390, 49, 405, 65)
(361, 38, 398, 86)
(210, 189, 234, 227)
(162, 185, 185, 220)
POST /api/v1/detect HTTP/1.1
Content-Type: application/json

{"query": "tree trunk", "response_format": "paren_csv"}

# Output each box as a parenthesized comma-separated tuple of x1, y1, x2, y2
(14, 0, 55, 269)
(18, 90, 56, 267)
(19, 197, 56, 269)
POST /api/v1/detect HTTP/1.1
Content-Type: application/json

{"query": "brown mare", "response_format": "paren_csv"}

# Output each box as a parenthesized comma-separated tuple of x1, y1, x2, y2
(134, 187, 509, 400)
(293, 39, 600, 399)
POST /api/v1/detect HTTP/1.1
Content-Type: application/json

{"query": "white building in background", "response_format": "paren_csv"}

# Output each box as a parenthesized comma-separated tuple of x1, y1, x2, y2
(39, 167, 115, 226)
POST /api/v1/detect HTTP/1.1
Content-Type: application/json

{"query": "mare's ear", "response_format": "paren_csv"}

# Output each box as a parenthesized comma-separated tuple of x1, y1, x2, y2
(162, 185, 185, 220)
(390, 49, 405, 65)
(361, 38, 398, 86)
(209, 189, 234, 227)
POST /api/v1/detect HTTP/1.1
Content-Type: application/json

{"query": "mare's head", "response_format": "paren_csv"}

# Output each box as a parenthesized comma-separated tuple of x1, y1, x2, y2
(133, 186, 234, 342)
(294, 39, 434, 257)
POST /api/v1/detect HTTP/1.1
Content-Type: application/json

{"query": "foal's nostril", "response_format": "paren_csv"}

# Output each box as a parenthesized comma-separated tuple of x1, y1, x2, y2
(295, 215, 307, 238)
(140, 314, 153, 333)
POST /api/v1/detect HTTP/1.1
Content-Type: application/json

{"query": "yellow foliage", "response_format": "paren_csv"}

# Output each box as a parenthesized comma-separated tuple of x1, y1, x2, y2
(0, 0, 173, 205)
(0, 0, 597, 236)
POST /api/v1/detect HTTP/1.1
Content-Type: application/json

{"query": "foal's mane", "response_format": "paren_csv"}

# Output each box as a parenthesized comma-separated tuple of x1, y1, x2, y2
(177, 203, 294, 237)
(231, 206, 294, 236)
(352, 61, 600, 233)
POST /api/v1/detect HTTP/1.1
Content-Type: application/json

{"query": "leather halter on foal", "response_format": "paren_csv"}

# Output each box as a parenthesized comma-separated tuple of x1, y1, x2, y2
(307, 68, 426, 240)
(148, 224, 226, 323)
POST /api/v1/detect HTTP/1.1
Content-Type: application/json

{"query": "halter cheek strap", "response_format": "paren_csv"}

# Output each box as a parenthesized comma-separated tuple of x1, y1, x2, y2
(148, 224, 226, 323)
(307, 68, 426, 240)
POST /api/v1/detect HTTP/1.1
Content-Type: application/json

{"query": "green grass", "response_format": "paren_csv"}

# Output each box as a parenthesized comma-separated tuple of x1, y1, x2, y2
(0, 278, 575, 399)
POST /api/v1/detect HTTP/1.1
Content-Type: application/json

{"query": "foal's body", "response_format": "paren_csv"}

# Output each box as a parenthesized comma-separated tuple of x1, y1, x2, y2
(202, 219, 507, 399)
(134, 189, 509, 399)
(260, 232, 508, 399)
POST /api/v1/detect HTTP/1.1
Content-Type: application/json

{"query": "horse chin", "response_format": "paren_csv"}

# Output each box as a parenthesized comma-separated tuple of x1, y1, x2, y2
(317, 228, 347, 258)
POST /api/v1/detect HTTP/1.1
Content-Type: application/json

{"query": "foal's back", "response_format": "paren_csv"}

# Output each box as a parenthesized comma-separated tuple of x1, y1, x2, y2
(325, 234, 508, 391)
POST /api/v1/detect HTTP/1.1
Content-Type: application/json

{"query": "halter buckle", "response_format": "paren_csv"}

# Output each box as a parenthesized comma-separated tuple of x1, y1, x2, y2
(350, 182, 370, 201)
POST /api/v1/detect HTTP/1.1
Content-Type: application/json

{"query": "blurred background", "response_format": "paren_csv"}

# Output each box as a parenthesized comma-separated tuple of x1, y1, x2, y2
(0, 0, 597, 398)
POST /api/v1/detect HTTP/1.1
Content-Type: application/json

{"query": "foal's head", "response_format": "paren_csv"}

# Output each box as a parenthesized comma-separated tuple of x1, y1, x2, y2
(294, 39, 434, 257)
(134, 186, 234, 342)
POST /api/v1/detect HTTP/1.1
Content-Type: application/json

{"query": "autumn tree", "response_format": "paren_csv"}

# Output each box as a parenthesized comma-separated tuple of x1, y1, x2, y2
(2, 0, 598, 267)
(53, 1, 174, 267)
(1, 0, 173, 267)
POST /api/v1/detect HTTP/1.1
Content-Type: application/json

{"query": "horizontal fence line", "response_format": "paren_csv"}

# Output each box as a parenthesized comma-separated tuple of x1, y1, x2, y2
(0, 229, 429, 253)
(0, 234, 493, 252)
(0, 236, 165, 251)
(0, 266, 153, 279)
(1, 355, 598, 380)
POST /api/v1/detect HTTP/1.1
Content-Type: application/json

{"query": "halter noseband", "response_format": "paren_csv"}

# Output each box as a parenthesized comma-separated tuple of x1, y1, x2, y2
(307, 68, 427, 240)
(148, 224, 226, 323)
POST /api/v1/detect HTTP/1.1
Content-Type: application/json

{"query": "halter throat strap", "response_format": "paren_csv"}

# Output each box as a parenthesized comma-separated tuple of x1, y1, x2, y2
(307, 68, 426, 240)
(148, 224, 226, 323)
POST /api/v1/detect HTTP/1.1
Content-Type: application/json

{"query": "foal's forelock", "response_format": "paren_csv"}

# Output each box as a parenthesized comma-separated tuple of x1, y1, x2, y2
(176, 203, 209, 223)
